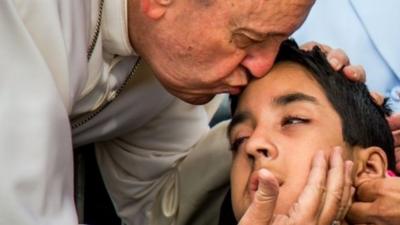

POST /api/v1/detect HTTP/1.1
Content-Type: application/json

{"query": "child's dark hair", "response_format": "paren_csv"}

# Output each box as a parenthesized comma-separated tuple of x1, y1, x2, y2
(230, 39, 396, 171)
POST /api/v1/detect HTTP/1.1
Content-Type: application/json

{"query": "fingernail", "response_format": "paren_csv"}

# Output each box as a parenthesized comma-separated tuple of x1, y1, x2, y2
(351, 72, 359, 80)
(334, 146, 343, 156)
(328, 57, 340, 70)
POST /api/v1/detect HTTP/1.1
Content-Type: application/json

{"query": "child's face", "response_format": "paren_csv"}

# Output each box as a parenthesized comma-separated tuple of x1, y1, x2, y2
(229, 61, 349, 220)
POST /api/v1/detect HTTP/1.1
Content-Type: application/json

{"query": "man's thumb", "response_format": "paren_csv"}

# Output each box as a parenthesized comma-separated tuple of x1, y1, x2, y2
(238, 169, 279, 225)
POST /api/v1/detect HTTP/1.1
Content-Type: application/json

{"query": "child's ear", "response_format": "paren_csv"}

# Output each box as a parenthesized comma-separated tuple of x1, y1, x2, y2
(140, 0, 173, 20)
(353, 146, 388, 187)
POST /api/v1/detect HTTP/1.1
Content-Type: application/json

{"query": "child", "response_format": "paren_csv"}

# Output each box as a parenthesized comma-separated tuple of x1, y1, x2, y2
(226, 39, 396, 224)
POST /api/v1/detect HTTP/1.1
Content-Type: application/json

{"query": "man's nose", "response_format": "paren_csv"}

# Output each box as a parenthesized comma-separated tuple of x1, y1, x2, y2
(240, 44, 280, 78)
(224, 68, 249, 86)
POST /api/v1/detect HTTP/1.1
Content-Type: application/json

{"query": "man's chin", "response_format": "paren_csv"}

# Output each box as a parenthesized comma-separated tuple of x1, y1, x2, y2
(164, 85, 217, 104)
(178, 94, 215, 105)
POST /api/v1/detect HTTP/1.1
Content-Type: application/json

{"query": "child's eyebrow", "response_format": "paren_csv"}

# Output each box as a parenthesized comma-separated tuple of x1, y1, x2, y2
(273, 92, 318, 106)
(228, 92, 318, 137)
(227, 92, 319, 136)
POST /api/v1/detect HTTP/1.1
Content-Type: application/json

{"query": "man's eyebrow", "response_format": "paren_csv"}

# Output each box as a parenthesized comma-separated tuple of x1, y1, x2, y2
(238, 28, 287, 41)
(273, 92, 318, 106)
(253, 31, 287, 38)
(227, 112, 251, 136)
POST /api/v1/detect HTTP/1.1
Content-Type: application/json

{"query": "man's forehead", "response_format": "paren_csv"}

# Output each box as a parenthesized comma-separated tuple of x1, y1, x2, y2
(232, 0, 314, 34)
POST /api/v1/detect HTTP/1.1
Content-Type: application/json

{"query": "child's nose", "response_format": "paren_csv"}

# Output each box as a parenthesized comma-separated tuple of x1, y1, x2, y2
(245, 135, 278, 161)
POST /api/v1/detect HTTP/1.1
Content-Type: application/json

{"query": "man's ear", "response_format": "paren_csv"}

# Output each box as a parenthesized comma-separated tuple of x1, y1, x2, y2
(140, 0, 173, 20)
(353, 146, 388, 187)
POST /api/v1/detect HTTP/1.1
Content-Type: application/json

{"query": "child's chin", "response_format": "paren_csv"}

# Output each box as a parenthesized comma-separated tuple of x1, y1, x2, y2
(233, 198, 252, 221)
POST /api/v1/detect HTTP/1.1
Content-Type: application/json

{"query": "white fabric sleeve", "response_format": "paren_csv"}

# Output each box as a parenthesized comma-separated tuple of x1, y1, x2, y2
(151, 121, 232, 225)
(0, 0, 88, 224)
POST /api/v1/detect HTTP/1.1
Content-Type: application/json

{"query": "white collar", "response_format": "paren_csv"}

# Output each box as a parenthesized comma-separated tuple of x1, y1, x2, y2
(102, 0, 136, 56)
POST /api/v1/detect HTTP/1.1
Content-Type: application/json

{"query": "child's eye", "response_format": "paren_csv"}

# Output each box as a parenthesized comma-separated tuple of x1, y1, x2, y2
(282, 116, 310, 126)
(230, 136, 248, 152)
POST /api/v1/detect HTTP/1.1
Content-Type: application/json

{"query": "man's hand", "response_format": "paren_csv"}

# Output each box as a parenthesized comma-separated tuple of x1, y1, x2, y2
(347, 177, 400, 225)
(237, 169, 279, 225)
(366, 95, 400, 174)
(388, 114, 400, 174)
(301, 42, 366, 82)
(238, 147, 354, 225)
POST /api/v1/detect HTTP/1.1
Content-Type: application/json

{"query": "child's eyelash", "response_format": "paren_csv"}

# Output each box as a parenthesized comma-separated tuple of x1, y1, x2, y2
(230, 136, 247, 152)
(282, 116, 310, 126)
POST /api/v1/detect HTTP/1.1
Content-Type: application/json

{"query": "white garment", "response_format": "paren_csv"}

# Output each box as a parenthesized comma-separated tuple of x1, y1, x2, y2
(76, 59, 230, 225)
(0, 1, 91, 224)
(0, 0, 231, 224)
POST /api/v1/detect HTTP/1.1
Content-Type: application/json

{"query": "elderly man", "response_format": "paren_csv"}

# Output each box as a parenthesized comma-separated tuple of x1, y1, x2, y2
(0, 0, 395, 225)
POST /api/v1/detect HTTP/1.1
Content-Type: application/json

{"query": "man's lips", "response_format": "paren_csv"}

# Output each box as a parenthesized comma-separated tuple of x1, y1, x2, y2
(228, 86, 244, 95)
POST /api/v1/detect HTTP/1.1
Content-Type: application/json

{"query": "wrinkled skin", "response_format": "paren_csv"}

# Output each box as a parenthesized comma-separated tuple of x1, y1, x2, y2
(128, 0, 364, 104)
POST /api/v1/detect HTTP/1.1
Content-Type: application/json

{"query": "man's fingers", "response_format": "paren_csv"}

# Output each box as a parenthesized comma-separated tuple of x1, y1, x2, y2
(392, 130, 400, 147)
(326, 48, 350, 71)
(288, 151, 327, 222)
(300, 41, 331, 52)
(370, 91, 385, 106)
(319, 147, 347, 225)
(346, 202, 374, 224)
(343, 187, 355, 221)
(395, 147, 400, 174)
(355, 179, 381, 202)
(336, 161, 354, 221)
(300, 42, 345, 71)
(351, 178, 400, 225)
(391, 129, 400, 173)
(342, 65, 366, 82)
(388, 113, 400, 131)
(300, 41, 366, 82)
(327, 48, 366, 82)
(389, 117, 400, 171)
(238, 169, 279, 225)
(321, 147, 345, 217)
(299, 41, 316, 51)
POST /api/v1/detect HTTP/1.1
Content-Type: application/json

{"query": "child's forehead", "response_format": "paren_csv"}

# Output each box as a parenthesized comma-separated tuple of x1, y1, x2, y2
(232, 60, 343, 133)
(242, 61, 322, 101)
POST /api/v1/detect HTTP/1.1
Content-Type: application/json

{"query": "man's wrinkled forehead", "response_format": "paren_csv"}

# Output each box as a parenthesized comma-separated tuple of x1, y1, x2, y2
(231, 0, 315, 35)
